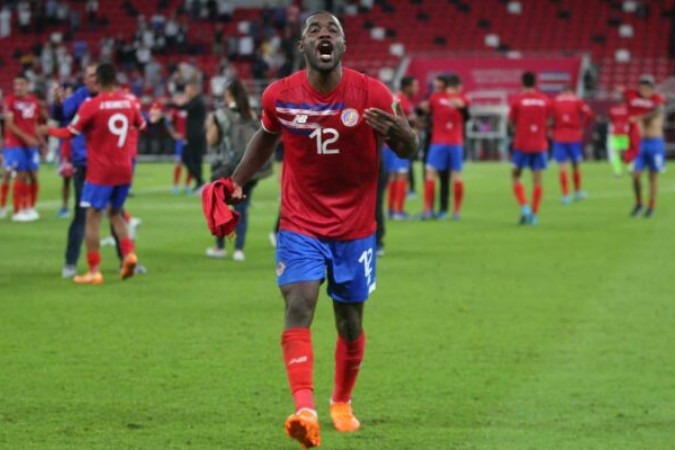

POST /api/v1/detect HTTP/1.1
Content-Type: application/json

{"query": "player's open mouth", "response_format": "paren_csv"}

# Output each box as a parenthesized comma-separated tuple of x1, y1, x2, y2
(317, 41, 334, 62)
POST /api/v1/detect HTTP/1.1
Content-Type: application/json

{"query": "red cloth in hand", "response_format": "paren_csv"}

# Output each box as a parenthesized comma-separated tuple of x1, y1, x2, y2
(47, 127, 72, 139)
(201, 178, 240, 238)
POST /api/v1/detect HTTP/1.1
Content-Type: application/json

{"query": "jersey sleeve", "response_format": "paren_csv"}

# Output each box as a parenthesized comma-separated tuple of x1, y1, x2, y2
(260, 83, 281, 134)
(134, 106, 147, 131)
(369, 78, 395, 113)
(68, 100, 92, 135)
(654, 94, 665, 106)
(3, 99, 14, 119)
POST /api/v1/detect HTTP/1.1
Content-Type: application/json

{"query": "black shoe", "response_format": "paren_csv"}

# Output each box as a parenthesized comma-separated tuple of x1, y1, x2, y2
(644, 208, 654, 218)
(630, 204, 644, 217)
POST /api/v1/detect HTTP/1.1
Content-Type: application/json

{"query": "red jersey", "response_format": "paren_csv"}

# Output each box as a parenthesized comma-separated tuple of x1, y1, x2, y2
(429, 91, 469, 145)
(167, 107, 187, 139)
(123, 92, 142, 158)
(396, 92, 414, 117)
(509, 91, 552, 153)
(68, 91, 146, 185)
(551, 93, 593, 143)
(261, 68, 394, 240)
(3, 94, 40, 148)
(608, 104, 630, 136)
(625, 90, 665, 118)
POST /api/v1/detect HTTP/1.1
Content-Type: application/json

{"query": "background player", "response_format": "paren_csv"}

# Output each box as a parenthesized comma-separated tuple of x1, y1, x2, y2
(47, 63, 145, 284)
(509, 72, 552, 225)
(384, 76, 418, 220)
(551, 85, 593, 204)
(422, 74, 468, 220)
(3, 74, 45, 222)
(166, 93, 192, 194)
(226, 11, 417, 449)
(624, 75, 666, 218)
(607, 94, 631, 177)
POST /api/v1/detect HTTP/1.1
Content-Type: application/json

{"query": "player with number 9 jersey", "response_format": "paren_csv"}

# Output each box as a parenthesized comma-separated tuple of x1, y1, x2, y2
(68, 91, 146, 186)
(261, 67, 394, 240)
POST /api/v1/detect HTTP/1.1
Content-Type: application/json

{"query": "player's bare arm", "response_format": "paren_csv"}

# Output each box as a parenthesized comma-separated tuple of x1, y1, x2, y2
(364, 102, 418, 158)
(205, 113, 219, 147)
(231, 128, 279, 198)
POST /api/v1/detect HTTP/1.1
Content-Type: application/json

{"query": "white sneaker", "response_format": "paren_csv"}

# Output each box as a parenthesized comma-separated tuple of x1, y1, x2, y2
(12, 210, 29, 222)
(0, 207, 7, 219)
(128, 217, 142, 240)
(268, 231, 277, 248)
(206, 247, 226, 258)
(25, 208, 39, 221)
(100, 236, 116, 247)
(62, 264, 77, 279)
(233, 250, 245, 262)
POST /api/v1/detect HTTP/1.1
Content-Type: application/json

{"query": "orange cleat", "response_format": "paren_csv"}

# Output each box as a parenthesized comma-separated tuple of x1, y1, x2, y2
(73, 271, 104, 285)
(285, 408, 321, 449)
(329, 401, 360, 432)
(120, 253, 137, 280)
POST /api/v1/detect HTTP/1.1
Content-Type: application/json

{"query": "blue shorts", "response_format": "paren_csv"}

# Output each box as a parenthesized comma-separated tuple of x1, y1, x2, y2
(276, 230, 377, 303)
(383, 146, 410, 173)
(634, 138, 666, 173)
(2, 147, 39, 171)
(552, 142, 583, 163)
(426, 144, 463, 172)
(80, 182, 131, 211)
(512, 150, 548, 171)
(174, 139, 185, 162)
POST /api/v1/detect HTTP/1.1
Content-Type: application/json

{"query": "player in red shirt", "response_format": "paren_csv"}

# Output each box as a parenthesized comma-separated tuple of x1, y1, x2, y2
(551, 86, 593, 204)
(384, 76, 418, 219)
(509, 72, 552, 225)
(421, 74, 469, 220)
(166, 97, 192, 193)
(1, 74, 45, 222)
(223, 11, 417, 448)
(623, 75, 666, 218)
(47, 63, 146, 284)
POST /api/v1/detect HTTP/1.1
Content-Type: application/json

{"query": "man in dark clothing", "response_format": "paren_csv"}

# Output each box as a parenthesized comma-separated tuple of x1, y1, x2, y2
(181, 80, 207, 191)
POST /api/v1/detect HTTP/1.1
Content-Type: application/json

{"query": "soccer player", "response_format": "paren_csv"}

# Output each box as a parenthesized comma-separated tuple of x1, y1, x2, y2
(607, 95, 631, 176)
(422, 74, 469, 220)
(384, 76, 418, 219)
(509, 72, 552, 225)
(47, 63, 145, 284)
(166, 97, 192, 194)
(624, 75, 666, 218)
(3, 74, 44, 222)
(551, 85, 593, 204)
(227, 11, 417, 448)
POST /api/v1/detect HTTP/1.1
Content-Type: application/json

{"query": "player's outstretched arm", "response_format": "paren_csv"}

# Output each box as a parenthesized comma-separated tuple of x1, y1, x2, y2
(364, 102, 418, 158)
(230, 128, 278, 198)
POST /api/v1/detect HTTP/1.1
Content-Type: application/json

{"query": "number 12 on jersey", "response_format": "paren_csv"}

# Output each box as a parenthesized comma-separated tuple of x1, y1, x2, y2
(310, 127, 340, 155)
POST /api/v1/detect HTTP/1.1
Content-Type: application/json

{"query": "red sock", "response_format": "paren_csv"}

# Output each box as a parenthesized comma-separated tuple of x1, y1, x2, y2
(424, 179, 435, 213)
(0, 183, 8, 208)
(559, 170, 569, 196)
(122, 210, 131, 223)
(30, 181, 39, 207)
(386, 180, 395, 212)
(12, 180, 23, 213)
(21, 182, 31, 210)
(185, 172, 193, 187)
(394, 179, 407, 213)
(173, 165, 182, 185)
(532, 185, 543, 214)
(453, 180, 464, 214)
(573, 169, 581, 192)
(87, 250, 101, 273)
(120, 237, 135, 256)
(282, 328, 315, 412)
(332, 332, 366, 403)
(513, 182, 528, 206)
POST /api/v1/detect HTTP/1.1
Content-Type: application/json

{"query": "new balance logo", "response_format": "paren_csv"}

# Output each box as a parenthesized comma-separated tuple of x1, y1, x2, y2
(288, 356, 308, 365)
(294, 115, 308, 124)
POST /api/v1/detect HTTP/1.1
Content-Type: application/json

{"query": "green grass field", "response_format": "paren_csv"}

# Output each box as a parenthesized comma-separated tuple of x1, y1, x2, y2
(1, 162, 674, 449)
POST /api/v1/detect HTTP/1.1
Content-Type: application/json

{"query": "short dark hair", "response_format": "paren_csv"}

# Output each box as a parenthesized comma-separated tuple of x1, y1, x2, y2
(96, 62, 117, 88)
(400, 76, 416, 90)
(435, 75, 451, 89)
(15, 73, 29, 82)
(522, 71, 537, 88)
(447, 74, 461, 88)
(301, 10, 343, 36)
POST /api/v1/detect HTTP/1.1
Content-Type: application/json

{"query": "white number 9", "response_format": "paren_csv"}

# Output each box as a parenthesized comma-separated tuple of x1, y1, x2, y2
(108, 113, 129, 148)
